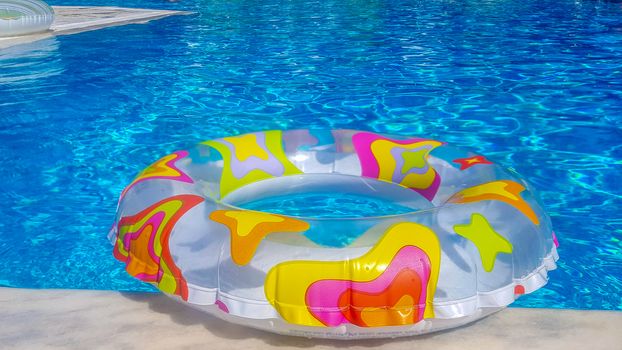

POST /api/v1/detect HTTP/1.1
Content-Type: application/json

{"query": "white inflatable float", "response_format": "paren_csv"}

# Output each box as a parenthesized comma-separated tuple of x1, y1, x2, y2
(110, 129, 559, 339)
(0, 0, 54, 37)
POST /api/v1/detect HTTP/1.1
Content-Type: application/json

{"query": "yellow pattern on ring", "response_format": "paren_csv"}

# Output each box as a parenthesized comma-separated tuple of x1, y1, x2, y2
(203, 130, 302, 197)
(453, 213, 513, 272)
(225, 133, 271, 161)
(264, 222, 441, 327)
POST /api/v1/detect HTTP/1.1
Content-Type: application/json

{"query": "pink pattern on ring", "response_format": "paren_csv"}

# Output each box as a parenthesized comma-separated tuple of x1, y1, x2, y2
(305, 246, 431, 327)
(352, 132, 443, 201)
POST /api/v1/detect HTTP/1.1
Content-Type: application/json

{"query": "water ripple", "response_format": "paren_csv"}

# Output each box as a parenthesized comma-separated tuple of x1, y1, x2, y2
(0, 0, 620, 309)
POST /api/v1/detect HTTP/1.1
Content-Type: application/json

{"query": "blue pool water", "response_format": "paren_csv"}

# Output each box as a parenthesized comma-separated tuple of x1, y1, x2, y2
(241, 192, 416, 247)
(242, 192, 415, 220)
(0, 0, 621, 310)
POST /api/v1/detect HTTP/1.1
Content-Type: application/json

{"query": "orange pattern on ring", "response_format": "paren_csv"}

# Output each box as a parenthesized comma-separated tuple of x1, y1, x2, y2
(338, 269, 424, 327)
(447, 180, 539, 225)
(210, 210, 310, 265)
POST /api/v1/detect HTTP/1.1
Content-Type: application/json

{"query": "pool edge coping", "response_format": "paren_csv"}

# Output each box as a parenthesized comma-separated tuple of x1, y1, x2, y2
(1, 287, 620, 349)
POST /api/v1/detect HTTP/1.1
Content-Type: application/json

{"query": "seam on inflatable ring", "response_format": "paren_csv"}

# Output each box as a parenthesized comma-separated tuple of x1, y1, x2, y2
(176, 246, 559, 321)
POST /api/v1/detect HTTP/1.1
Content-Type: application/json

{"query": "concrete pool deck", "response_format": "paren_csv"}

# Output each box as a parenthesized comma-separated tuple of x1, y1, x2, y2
(0, 6, 190, 49)
(1, 288, 620, 349)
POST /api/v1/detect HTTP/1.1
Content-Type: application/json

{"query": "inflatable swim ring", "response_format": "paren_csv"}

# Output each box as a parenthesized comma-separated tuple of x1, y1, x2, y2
(0, 0, 54, 37)
(109, 129, 558, 339)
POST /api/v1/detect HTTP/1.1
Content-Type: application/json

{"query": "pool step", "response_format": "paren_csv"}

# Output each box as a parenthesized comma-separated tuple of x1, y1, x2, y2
(0, 6, 190, 49)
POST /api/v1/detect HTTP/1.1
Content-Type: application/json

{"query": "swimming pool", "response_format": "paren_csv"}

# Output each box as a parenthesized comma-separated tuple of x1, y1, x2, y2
(0, 0, 620, 311)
